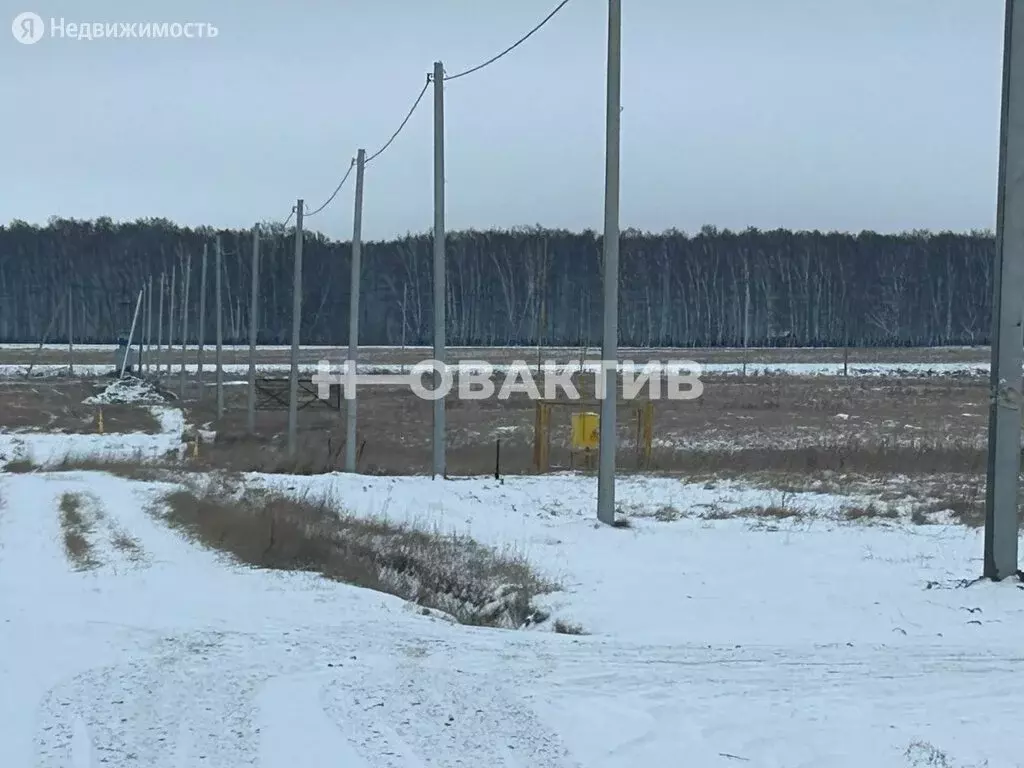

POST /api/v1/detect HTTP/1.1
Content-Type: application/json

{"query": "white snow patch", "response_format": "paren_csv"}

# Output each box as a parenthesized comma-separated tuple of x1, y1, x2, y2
(0, 404, 185, 469)
(1, 468, 1023, 766)
(83, 375, 169, 405)
(0, 360, 1004, 379)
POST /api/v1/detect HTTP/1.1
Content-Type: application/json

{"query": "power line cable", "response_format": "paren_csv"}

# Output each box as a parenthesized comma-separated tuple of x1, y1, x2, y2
(365, 75, 432, 165)
(286, 0, 569, 217)
(443, 0, 572, 82)
(304, 158, 356, 218)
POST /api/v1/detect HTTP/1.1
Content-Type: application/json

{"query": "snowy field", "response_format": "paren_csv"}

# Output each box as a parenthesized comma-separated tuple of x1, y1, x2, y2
(0, 360, 996, 379)
(0, 343, 998, 380)
(1, 392, 1023, 767)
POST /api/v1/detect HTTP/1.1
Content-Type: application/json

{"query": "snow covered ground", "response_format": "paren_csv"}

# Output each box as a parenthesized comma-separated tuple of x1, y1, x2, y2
(2, 412, 1023, 766)
(0, 377, 186, 467)
(0, 360, 996, 379)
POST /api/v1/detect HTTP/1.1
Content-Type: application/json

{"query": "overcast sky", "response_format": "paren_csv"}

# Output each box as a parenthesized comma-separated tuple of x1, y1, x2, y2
(0, 0, 1005, 240)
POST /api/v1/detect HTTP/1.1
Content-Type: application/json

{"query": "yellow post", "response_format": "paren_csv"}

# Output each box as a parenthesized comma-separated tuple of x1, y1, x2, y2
(191, 432, 200, 459)
(96, 408, 104, 434)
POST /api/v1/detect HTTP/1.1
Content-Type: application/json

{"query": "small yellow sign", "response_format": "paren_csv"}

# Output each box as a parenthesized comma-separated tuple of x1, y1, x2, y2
(571, 411, 600, 451)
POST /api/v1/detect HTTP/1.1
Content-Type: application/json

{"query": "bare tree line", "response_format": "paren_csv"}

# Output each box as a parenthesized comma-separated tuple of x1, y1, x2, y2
(0, 217, 995, 347)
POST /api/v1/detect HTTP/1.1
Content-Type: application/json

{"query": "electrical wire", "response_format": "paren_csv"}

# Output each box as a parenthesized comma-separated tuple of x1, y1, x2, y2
(303, 158, 356, 218)
(365, 75, 432, 165)
(282, 206, 295, 229)
(286, 0, 569, 217)
(443, 0, 571, 82)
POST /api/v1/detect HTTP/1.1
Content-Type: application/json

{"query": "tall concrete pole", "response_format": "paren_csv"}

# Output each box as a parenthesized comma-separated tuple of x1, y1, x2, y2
(288, 200, 304, 457)
(432, 61, 447, 479)
(597, 0, 621, 525)
(67, 286, 73, 375)
(178, 254, 191, 399)
(145, 275, 153, 374)
(985, 0, 1024, 581)
(215, 234, 224, 419)
(156, 272, 164, 377)
(197, 243, 208, 397)
(743, 254, 751, 376)
(167, 266, 176, 377)
(247, 228, 260, 434)
(346, 149, 366, 472)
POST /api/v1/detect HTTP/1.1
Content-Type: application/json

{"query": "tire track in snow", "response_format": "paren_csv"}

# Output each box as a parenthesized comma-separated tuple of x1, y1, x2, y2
(32, 631, 265, 768)
(322, 653, 580, 767)
(257, 673, 375, 768)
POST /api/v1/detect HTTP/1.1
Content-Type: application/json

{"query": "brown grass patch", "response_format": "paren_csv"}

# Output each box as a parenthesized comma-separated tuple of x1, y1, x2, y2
(0, 380, 163, 434)
(699, 505, 733, 520)
(652, 505, 686, 522)
(45, 453, 172, 481)
(3, 458, 36, 474)
(649, 439, 986, 478)
(58, 491, 99, 570)
(553, 619, 587, 635)
(749, 504, 802, 520)
(110, 530, 145, 561)
(185, 432, 347, 475)
(157, 483, 557, 628)
(843, 503, 901, 522)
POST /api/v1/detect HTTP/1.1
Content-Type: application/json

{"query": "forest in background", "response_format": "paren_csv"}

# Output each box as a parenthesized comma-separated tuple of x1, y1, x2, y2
(0, 217, 996, 348)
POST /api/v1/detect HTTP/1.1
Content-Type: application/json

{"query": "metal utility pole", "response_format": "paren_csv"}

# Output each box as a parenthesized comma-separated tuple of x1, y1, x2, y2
(167, 266, 176, 377)
(156, 272, 165, 377)
(67, 286, 73, 375)
(248, 227, 260, 434)
(985, 0, 1024, 581)
(597, 0, 621, 526)
(197, 243, 208, 396)
(215, 235, 224, 419)
(287, 200, 304, 457)
(346, 148, 366, 473)
(178, 253, 191, 399)
(432, 60, 447, 479)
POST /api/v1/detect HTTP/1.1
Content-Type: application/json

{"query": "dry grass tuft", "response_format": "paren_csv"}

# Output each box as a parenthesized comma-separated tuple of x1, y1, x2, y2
(59, 491, 99, 570)
(843, 503, 901, 522)
(653, 505, 686, 522)
(48, 454, 170, 481)
(903, 740, 969, 768)
(699, 505, 733, 520)
(2, 453, 172, 480)
(650, 438, 986, 478)
(186, 432, 347, 475)
(157, 482, 557, 629)
(110, 530, 145, 560)
(553, 619, 587, 635)
(749, 504, 802, 520)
